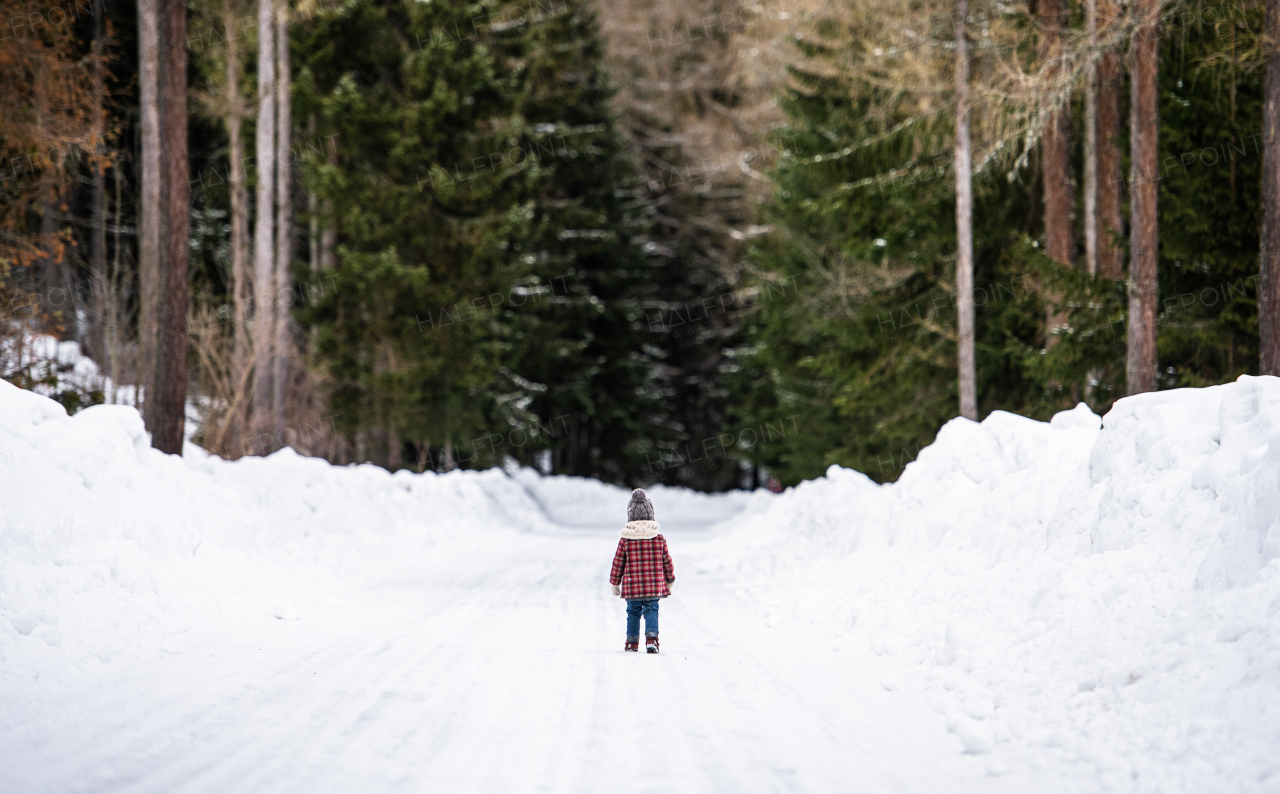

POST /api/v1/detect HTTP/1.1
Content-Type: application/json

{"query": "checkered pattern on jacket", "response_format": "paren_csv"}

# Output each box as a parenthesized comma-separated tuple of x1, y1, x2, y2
(609, 535, 675, 600)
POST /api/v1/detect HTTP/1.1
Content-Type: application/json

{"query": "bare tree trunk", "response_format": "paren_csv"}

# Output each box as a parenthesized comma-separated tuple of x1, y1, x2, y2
(1041, 0, 1075, 268)
(307, 114, 319, 272)
(1127, 0, 1160, 395)
(273, 0, 292, 437)
(138, 0, 162, 420)
(152, 0, 190, 454)
(305, 113, 323, 351)
(1084, 0, 1099, 277)
(107, 161, 123, 405)
(320, 138, 337, 270)
(955, 0, 976, 420)
(227, 0, 253, 450)
(1040, 0, 1075, 351)
(252, 0, 276, 447)
(308, 186, 318, 269)
(1096, 0, 1125, 280)
(1083, 0, 1116, 402)
(1263, 0, 1280, 374)
(90, 7, 107, 362)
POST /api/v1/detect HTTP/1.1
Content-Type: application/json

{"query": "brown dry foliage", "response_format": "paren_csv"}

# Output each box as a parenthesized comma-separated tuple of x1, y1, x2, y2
(0, 0, 108, 271)
(594, 0, 822, 273)
(699, 0, 1180, 185)
(189, 300, 352, 461)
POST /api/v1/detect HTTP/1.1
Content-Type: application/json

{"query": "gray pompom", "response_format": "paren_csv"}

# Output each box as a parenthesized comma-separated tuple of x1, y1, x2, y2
(627, 488, 655, 521)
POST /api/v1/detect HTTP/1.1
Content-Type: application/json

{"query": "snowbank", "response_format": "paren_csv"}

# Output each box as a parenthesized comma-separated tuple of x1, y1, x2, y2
(7, 364, 1280, 791)
(713, 377, 1280, 790)
(0, 379, 700, 704)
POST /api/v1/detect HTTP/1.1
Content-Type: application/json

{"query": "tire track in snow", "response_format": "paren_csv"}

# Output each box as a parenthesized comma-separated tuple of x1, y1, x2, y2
(2, 525, 1057, 793)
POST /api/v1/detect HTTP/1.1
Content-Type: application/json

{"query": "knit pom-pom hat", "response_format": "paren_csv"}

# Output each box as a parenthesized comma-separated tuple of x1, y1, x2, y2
(627, 488, 655, 522)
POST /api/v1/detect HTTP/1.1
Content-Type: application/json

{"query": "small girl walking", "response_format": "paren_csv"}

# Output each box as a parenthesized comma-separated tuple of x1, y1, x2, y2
(609, 488, 675, 653)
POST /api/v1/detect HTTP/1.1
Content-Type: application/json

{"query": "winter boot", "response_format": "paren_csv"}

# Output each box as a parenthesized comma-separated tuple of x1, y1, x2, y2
(625, 638, 639, 652)
(646, 635, 659, 654)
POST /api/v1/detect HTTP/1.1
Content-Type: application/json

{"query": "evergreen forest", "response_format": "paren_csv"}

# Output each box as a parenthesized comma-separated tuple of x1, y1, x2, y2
(2, 0, 1278, 489)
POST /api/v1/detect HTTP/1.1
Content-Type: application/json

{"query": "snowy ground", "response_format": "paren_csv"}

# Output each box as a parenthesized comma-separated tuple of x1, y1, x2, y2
(3, 376, 1280, 792)
(1, 521, 1015, 794)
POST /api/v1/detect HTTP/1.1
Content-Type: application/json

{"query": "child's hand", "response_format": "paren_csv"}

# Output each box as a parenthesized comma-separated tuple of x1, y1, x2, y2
(611, 584, 621, 597)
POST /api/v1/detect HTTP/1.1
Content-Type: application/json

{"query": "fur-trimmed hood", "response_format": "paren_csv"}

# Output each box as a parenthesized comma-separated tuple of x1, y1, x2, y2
(621, 520, 660, 539)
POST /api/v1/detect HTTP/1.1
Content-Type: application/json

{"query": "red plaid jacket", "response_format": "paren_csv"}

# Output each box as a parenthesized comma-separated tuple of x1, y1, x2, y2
(609, 524, 675, 600)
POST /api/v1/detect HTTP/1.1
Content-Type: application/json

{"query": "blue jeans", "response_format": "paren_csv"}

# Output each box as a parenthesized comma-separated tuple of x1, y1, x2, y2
(625, 599, 659, 639)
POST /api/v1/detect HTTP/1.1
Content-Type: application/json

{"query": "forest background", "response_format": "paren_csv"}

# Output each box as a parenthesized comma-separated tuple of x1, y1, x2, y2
(1, 0, 1275, 490)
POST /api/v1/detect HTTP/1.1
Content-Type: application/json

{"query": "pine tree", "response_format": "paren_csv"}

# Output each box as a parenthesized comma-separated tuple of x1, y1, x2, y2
(295, 0, 515, 467)
(496, 0, 665, 481)
(734, 59, 1045, 483)
(995, 1, 1264, 400)
(732, 3, 1129, 484)
(1157, 2, 1262, 386)
(296, 0, 664, 479)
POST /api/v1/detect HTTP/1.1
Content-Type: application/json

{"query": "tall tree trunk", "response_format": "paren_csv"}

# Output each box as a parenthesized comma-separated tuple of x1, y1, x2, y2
(1040, 0, 1075, 352)
(320, 139, 337, 270)
(90, 7, 107, 362)
(306, 113, 323, 351)
(1084, 0, 1099, 276)
(955, 0, 976, 420)
(226, 0, 253, 450)
(307, 114, 319, 272)
(1262, 0, 1280, 374)
(108, 160, 123, 405)
(252, 0, 277, 447)
(1096, 0, 1125, 280)
(152, 0, 190, 454)
(1041, 0, 1075, 269)
(1084, 0, 1123, 403)
(273, 0, 292, 436)
(138, 0, 162, 418)
(1127, 0, 1160, 395)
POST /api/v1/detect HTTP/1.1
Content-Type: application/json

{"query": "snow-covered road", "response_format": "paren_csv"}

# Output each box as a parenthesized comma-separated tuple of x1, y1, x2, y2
(2, 520, 1046, 794)
(8, 379, 1280, 793)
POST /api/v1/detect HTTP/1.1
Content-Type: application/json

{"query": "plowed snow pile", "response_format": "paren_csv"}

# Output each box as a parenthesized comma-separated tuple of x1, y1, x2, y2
(713, 376, 1280, 790)
(0, 379, 566, 695)
(0, 379, 748, 704)
(3, 373, 1280, 792)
